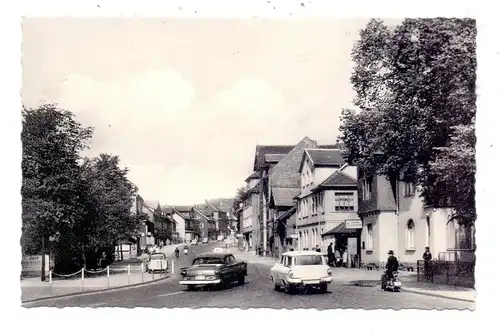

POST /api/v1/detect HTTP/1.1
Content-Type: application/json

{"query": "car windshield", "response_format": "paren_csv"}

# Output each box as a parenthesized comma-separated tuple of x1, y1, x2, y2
(295, 255, 323, 266)
(192, 257, 225, 265)
(150, 254, 164, 260)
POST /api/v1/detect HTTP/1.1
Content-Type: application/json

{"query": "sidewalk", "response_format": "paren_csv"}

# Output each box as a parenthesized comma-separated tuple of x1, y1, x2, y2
(233, 250, 475, 302)
(331, 267, 475, 302)
(21, 262, 173, 303)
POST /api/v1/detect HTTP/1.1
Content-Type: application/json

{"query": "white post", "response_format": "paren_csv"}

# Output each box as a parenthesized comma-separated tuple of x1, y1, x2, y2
(141, 263, 144, 283)
(81, 268, 84, 292)
(49, 270, 53, 296)
(172, 260, 175, 274)
(107, 266, 110, 289)
(127, 264, 131, 285)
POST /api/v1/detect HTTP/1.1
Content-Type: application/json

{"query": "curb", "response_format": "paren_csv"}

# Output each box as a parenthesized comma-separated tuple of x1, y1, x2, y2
(21, 275, 172, 305)
(401, 288, 475, 303)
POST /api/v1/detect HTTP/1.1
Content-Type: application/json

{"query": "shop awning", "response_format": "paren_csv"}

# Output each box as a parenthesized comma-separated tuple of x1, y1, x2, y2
(322, 222, 360, 237)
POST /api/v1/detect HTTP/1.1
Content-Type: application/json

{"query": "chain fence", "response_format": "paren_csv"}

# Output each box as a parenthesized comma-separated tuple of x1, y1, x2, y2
(23, 259, 177, 302)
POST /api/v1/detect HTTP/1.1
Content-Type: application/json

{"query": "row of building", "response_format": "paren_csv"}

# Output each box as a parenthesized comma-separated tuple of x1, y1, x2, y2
(130, 196, 238, 252)
(234, 136, 475, 269)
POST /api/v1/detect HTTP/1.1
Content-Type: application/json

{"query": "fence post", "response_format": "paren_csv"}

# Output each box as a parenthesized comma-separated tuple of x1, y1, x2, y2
(172, 260, 175, 274)
(417, 261, 420, 282)
(141, 263, 144, 283)
(81, 268, 84, 292)
(107, 266, 110, 289)
(127, 264, 131, 285)
(49, 270, 53, 296)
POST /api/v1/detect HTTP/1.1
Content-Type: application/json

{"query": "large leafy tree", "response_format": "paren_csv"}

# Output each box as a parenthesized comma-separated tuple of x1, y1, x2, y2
(80, 154, 138, 267)
(232, 186, 247, 211)
(339, 18, 476, 226)
(21, 104, 93, 278)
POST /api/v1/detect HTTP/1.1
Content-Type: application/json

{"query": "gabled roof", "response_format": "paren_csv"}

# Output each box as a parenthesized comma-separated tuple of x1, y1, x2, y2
(264, 153, 287, 163)
(192, 207, 210, 220)
(174, 205, 193, 212)
(271, 187, 301, 207)
(306, 149, 345, 166)
(206, 198, 234, 212)
(276, 206, 297, 221)
(253, 145, 295, 171)
(312, 171, 357, 192)
(245, 171, 261, 182)
(299, 149, 345, 174)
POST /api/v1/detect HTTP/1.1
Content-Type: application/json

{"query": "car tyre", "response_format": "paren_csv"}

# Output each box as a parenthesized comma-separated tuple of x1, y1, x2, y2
(284, 283, 296, 294)
(238, 274, 245, 286)
(319, 283, 328, 293)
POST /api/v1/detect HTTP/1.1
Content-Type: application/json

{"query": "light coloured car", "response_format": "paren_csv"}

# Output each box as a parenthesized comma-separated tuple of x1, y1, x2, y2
(270, 251, 332, 294)
(146, 253, 168, 273)
(213, 247, 225, 253)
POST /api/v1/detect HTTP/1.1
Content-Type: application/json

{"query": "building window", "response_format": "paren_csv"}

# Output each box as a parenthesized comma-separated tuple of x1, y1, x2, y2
(334, 192, 355, 211)
(200, 222, 204, 229)
(362, 176, 373, 200)
(404, 182, 415, 196)
(406, 219, 415, 249)
(366, 224, 373, 250)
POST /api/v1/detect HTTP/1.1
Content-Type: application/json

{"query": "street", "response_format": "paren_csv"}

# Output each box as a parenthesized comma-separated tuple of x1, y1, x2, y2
(23, 243, 474, 310)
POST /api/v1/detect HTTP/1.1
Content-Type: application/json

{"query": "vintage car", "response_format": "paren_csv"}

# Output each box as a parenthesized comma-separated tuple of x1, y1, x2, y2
(270, 251, 332, 294)
(146, 252, 168, 273)
(179, 252, 247, 291)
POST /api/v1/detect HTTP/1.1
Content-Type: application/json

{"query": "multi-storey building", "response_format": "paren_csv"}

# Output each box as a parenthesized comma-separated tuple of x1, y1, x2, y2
(358, 170, 475, 269)
(295, 148, 360, 265)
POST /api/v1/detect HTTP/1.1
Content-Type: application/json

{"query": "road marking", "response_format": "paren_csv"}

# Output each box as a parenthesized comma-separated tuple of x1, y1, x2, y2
(88, 302, 111, 307)
(156, 291, 185, 297)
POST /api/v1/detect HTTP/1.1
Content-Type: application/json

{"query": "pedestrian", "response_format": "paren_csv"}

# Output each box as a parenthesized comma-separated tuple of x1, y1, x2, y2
(327, 242, 334, 266)
(342, 249, 348, 268)
(422, 247, 432, 280)
(335, 248, 341, 267)
(315, 244, 321, 253)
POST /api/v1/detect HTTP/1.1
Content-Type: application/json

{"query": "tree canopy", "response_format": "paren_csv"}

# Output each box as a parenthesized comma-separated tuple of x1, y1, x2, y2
(339, 18, 476, 226)
(22, 104, 139, 271)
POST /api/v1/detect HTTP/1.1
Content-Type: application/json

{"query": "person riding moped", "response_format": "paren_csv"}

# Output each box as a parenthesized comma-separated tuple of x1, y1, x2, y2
(174, 247, 180, 258)
(383, 250, 399, 285)
(183, 245, 189, 255)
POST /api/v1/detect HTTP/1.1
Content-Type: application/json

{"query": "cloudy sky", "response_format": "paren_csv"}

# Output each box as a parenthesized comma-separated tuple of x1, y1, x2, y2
(22, 18, 383, 205)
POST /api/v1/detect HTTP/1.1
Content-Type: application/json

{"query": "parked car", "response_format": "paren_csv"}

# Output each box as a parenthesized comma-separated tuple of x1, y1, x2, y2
(191, 239, 198, 245)
(179, 252, 247, 291)
(213, 247, 225, 253)
(202, 238, 208, 244)
(270, 251, 332, 294)
(146, 253, 168, 274)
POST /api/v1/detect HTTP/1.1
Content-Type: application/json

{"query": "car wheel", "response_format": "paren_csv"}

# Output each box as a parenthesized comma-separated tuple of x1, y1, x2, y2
(319, 283, 328, 293)
(238, 274, 245, 285)
(284, 283, 296, 294)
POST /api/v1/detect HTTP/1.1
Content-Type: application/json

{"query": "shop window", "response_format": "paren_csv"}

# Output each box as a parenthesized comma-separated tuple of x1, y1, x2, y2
(335, 192, 355, 211)
(406, 219, 415, 249)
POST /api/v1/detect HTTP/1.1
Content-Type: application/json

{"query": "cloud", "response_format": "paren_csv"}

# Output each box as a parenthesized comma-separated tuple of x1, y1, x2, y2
(53, 71, 341, 204)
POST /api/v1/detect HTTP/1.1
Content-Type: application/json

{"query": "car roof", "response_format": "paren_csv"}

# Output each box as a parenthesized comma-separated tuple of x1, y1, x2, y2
(281, 251, 324, 257)
(194, 252, 232, 259)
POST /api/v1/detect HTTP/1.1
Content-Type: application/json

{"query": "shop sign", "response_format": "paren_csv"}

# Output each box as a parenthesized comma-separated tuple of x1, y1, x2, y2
(346, 220, 362, 229)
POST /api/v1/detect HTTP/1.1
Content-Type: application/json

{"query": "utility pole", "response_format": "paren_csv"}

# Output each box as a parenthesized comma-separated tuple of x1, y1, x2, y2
(262, 192, 267, 256)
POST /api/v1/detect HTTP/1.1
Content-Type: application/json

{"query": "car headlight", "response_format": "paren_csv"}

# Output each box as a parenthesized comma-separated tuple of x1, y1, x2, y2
(214, 269, 220, 275)
(288, 271, 294, 278)
(180, 270, 187, 276)
(327, 269, 332, 276)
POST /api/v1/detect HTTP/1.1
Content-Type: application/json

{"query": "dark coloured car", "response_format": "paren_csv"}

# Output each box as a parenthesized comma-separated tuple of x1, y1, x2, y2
(179, 252, 247, 291)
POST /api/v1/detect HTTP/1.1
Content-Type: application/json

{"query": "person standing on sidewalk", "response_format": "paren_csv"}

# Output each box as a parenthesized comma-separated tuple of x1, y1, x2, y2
(422, 247, 432, 280)
(327, 243, 334, 266)
(335, 248, 341, 267)
(342, 249, 348, 268)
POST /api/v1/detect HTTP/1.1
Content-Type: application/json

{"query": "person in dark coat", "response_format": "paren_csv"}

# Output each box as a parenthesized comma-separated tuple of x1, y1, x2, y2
(422, 247, 432, 279)
(315, 245, 321, 253)
(385, 250, 399, 279)
(327, 243, 334, 266)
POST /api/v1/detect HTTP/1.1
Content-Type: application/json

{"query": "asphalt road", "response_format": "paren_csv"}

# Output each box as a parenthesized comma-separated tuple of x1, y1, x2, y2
(23, 243, 474, 310)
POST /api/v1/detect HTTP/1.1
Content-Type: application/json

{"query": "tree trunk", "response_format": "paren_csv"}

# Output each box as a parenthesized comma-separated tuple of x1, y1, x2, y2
(82, 245, 87, 269)
(41, 237, 46, 282)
